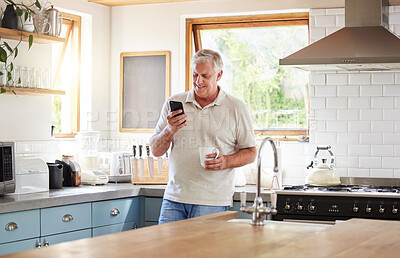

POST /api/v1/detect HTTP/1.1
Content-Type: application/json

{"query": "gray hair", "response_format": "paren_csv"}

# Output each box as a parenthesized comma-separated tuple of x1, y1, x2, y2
(191, 49, 223, 73)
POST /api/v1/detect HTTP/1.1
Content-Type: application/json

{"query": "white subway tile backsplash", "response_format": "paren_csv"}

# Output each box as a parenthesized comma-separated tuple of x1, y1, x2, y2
(360, 133, 383, 144)
(45, 141, 59, 153)
(382, 157, 400, 169)
(396, 122, 400, 133)
(348, 121, 370, 133)
(359, 157, 381, 168)
(326, 8, 344, 15)
(395, 169, 400, 178)
(337, 133, 359, 144)
(360, 85, 382, 96)
(390, 13, 400, 24)
(310, 27, 326, 42)
(348, 168, 369, 177)
(395, 73, 400, 84)
(336, 156, 359, 168)
(310, 73, 325, 85)
(326, 98, 347, 108)
(371, 121, 394, 133)
(310, 98, 325, 109)
(370, 169, 393, 178)
(31, 142, 45, 153)
(394, 145, 400, 156)
(315, 86, 336, 97)
(395, 97, 400, 108)
(337, 109, 359, 120)
(314, 15, 336, 27)
(383, 85, 400, 96)
(326, 73, 347, 85)
(337, 86, 359, 96)
(316, 109, 337, 120)
(360, 109, 383, 120)
(310, 9, 326, 16)
(330, 144, 348, 155)
(336, 15, 345, 27)
(371, 73, 395, 84)
(15, 142, 32, 154)
(383, 109, 400, 120)
(348, 73, 371, 85)
(326, 27, 341, 36)
(336, 167, 348, 177)
(371, 145, 393, 157)
(314, 133, 337, 144)
(348, 145, 371, 156)
(383, 133, 400, 144)
(348, 97, 370, 108)
(326, 121, 347, 132)
(371, 97, 394, 108)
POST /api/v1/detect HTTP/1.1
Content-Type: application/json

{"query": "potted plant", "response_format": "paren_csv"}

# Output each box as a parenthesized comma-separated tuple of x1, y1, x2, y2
(0, 0, 42, 94)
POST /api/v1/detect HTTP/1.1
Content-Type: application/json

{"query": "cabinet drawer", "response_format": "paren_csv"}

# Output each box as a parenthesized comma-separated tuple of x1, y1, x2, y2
(0, 209, 40, 244)
(0, 238, 40, 256)
(92, 221, 138, 237)
(42, 229, 91, 246)
(145, 197, 163, 222)
(41, 203, 91, 236)
(92, 197, 140, 227)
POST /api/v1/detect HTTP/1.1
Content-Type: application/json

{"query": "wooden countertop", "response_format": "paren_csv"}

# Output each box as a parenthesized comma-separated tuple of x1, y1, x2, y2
(5, 211, 400, 258)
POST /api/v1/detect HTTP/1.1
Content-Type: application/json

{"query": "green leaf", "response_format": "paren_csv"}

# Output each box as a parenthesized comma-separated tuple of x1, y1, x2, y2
(7, 71, 11, 82)
(0, 87, 5, 94)
(10, 62, 13, 72)
(0, 48, 7, 63)
(4, 42, 12, 53)
(15, 7, 22, 17)
(14, 47, 18, 58)
(24, 11, 28, 22)
(0, 71, 3, 76)
(12, 89, 16, 95)
(28, 35, 33, 49)
(35, 0, 41, 9)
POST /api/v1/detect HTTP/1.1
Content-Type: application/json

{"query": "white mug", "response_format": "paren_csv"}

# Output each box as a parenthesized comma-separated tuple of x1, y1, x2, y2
(199, 147, 220, 168)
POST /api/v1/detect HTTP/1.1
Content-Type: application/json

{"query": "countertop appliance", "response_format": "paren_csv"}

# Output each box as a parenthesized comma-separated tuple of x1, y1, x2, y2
(109, 152, 131, 183)
(0, 142, 15, 195)
(56, 155, 81, 187)
(81, 170, 108, 185)
(274, 177, 400, 223)
(14, 156, 49, 194)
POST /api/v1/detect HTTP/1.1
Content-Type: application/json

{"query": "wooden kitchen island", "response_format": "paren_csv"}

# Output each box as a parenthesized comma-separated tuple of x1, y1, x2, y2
(4, 211, 400, 258)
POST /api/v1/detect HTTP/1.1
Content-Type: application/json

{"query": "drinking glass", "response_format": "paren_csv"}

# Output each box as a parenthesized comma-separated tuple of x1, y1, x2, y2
(35, 68, 42, 89)
(28, 67, 36, 88)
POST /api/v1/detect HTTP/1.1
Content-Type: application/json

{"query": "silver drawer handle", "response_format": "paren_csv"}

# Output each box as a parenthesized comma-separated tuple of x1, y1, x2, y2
(5, 222, 18, 231)
(62, 214, 74, 222)
(43, 240, 49, 247)
(110, 208, 120, 216)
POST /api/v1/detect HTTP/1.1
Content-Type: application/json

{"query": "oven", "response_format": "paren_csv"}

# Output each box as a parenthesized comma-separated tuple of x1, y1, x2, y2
(273, 178, 400, 224)
(0, 142, 15, 195)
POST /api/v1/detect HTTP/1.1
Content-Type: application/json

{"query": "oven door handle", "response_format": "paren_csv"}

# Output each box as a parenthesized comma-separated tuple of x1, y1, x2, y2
(283, 219, 336, 225)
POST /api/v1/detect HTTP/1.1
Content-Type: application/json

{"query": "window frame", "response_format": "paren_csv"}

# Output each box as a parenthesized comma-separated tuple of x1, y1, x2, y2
(53, 12, 81, 139)
(185, 13, 310, 139)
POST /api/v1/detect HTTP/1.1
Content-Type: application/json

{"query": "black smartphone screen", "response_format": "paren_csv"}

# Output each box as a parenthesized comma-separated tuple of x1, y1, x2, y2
(169, 101, 185, 116)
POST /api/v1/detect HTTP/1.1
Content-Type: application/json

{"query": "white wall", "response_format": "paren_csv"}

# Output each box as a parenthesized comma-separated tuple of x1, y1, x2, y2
(0, 0, 111, 141)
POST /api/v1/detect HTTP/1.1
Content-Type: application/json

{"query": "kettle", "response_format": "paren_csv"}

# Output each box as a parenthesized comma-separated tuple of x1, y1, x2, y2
(46, 5, 62, 37)
(306, 146, 341, 186)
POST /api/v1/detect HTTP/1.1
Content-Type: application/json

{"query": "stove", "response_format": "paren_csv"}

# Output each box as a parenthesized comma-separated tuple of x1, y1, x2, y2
(274, 177, 400, 222)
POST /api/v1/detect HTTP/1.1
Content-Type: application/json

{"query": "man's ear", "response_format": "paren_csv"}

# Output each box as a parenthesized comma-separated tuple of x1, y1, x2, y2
(216, 70, 223, 81)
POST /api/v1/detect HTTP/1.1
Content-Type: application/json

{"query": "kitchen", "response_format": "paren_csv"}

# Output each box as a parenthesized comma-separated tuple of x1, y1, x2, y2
(2, 0, 400, 256)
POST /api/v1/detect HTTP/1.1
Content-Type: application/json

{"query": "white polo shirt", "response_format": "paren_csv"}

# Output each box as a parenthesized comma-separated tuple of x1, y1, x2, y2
(154, 88, 255, 206)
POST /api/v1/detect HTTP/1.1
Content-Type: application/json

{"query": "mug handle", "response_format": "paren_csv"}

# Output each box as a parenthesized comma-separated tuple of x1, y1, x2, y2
(211, 148, 220, 159)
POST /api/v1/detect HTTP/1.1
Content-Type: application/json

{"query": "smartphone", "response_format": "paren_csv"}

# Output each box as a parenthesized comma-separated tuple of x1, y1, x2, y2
(169, 101, 186, 125)
(169, 101, 185, 117)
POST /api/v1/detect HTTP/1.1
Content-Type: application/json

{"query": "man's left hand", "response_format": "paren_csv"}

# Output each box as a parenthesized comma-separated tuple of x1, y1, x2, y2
(204, 153, 226, 171)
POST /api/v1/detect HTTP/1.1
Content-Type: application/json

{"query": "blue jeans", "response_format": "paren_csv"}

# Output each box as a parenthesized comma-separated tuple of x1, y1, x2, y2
(158, 199, 229, 224)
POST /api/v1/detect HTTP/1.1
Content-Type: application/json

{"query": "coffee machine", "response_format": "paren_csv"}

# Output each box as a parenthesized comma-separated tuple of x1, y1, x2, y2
(56, 155, 81, 187)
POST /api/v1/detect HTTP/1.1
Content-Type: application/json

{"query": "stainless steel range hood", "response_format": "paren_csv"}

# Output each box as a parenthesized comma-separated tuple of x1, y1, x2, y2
(279, 0, 400, 71)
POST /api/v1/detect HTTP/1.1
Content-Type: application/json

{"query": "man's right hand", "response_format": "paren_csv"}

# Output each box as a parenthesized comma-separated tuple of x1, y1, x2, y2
(166, 110, 187, 133)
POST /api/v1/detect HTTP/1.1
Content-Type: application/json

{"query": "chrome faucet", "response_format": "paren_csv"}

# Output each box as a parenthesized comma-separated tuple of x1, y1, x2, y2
(240, 137, 278, 226)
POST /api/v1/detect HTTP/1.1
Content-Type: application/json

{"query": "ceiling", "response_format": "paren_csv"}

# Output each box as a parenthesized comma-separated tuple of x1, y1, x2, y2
(89, 0, 400, 7)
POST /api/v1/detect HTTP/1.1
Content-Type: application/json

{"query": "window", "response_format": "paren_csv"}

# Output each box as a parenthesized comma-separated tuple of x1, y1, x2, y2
(51, 12, 81, 138)
(186, 13, 309, 139)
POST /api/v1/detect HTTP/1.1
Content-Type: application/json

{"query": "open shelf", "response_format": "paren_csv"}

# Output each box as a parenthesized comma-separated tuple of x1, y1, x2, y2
(2, 86, 65, 96)
(0, 27, 65, 44)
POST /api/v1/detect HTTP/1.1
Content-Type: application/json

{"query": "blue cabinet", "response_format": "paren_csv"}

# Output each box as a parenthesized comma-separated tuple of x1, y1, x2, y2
(0, 238, 40, 256)
(41, 203, 92, 236)
(92, 197, 140, 237)
(42, 229, 92, 246)
(144, 197, 162, 226)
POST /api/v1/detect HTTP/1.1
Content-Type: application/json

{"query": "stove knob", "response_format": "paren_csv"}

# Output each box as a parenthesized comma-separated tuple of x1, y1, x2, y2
(379, 205, 385, 214)
(392, 206, 398, 214)
(366, 205, 372, 213)
(284, 202, 291, 211)
(296, 203, 303, 211)
(308, 204, 316, 212)
(352, 205, 359, 213)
